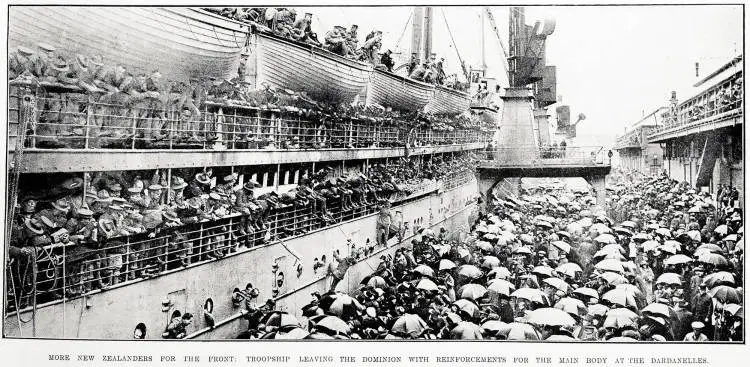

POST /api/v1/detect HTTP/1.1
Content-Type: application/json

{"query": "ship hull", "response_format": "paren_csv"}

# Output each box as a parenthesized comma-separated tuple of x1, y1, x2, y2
(367, 69, 435, 111)
(423, 86, 472, 115)
(4, 178, 478, 339)
(471, 106, 500, 125)
(255, 33, 373, 103)
(9, 7, 248, 81)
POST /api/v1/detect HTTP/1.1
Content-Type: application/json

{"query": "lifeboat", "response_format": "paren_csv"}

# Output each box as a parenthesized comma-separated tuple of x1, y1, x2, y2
(367, 68, 435, 111)
(423, 85, 472, 115)
(9, 7, 249, 81)
(255, 32, 373, 103)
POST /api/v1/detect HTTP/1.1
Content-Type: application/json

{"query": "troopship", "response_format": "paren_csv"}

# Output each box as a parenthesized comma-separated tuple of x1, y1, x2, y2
(4, 6, 491, 339)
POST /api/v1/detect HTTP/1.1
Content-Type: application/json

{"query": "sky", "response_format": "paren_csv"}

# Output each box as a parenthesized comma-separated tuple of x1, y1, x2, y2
(295, 5, 742, 146)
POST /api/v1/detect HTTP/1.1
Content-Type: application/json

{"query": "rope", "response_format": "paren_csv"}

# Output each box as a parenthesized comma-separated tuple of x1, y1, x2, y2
(393, 9, 414, 52)
(440, 9, 468, 81)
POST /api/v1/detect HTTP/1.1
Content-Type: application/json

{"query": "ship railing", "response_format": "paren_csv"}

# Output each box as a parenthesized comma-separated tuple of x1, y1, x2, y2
(9, 84, 490, 151)
(10, 178, 477, 312)
(477, 146, 609, 167)
(441, 169, 476, 191)
(649, 73, 743, 137)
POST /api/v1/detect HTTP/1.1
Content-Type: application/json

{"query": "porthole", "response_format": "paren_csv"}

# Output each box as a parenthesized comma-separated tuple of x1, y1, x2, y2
(133, 323, 146, 339)
(204, 298, 214, 314)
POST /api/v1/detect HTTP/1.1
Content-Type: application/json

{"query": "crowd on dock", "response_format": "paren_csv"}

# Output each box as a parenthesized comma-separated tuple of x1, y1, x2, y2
(6, 154, 477, 311)
(237, 170, 743, 341)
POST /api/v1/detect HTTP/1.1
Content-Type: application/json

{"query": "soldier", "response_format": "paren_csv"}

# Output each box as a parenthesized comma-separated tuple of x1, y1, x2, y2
(380, 49, 395, 72)
(33, 43, 58, 81)
(360, 30, 382, 65)
(325, 26, 350, 57)
(9, 46, 36, 80)
(292, 12, 313, 41)
(346, 24, 360, 57)
(34, 198, 75, 233)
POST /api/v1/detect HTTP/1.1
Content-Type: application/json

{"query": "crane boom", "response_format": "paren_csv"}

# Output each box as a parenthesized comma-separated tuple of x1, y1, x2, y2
(483, 7, 510, 77)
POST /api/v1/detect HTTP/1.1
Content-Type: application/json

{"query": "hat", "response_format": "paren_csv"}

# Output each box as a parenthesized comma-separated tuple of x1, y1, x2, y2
(38, 43, 56, 52)
(112, 197, 126, 204)
(77, 208, 94, 218)
(107, 182, 122, 192)
(51, 198, 71, 212)
(335, 25, 346, 30)
(171, 177, 187, 190)
(109, 204, 123, 211)
(96, 190, 113, 203)
(244, 179, 260, 191)
(224, 173, 238, 183)
(209, 193, 222, 201)
(21, 199, 37, 214)
(187, 197, 202, 210)
(39, 216, 56, 229)
(195, 173, 211, 185)
(691, 321, 705, 329)
(60, 177, 83, 190)
(366, 307, 377, 318)
(17, 46, 34, 56)
(24, 218, 44, 235)
(148, 184, 164, 191)
(163, 211, 180, 222)
(127, 186, 142, 194)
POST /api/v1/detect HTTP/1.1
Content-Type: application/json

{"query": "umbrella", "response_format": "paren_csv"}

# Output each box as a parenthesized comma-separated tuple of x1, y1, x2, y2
(551, 240, 571, 253)
(532, 265, 554, 277)
(709, 285, 741, 303)
(272, 327, 310, 339)
(703, 271, 735, 287)
(556, 263, 583, 278)
(608, 336, 637, 341)
(602, 288, 638, 308)
(655, 273, 682, 286)
(714, 224, 729, 236)
(620, 220, 637, 229)
(632, 233, 650, 241)
(520, 233, 534, 244)
(415, 278, 439, 292)
(556, 230, 571, 240)
(698, 253, 728, 267)
(595, 248, 626, 260)
(511, 287, 545, 303)
(262, 312, 301, 329)
(663, 240, 682, 252)
(686, 230, 702, 242)
(555, 297, 587, 316)
(328, 294, 364, 317)
(412, 264, 435, 277)
(305, 332, 336, 339)
(439, 259, 457, 271)
(615, 283, 642, 296)
(578, 217, 593, 227)
(527, 308, 576, 327)
(594, 234, 617, 244)
(696, 244, 725, 254)
(723, 234, 739, 242)
(547, 334, 577, 341)
(642, 240, 660, 252)
(498, 322, 541, 340)
(457, 265, 484, 279)
(458, 284, 488, 301)
(595, 259, 625, 273)
(487, 279, 515, 297)
(450, 321, 483, 340)
(513, 246, 533, 255)
(613, 227, 633, 236)
(591, 223, 612, 234)
(453, 299, 480, 319)
(476, 241, 493, 252)
(724, 304, 743, 317)
(588, 303, 609, 317)
(391, 314, 428, 338)
(603, 308, 639, 329)
(487, 267, 512, 280)
(573, 287, 600, 300)
(655, 228, 672, 237)
(642, 303, 677, 319)
(536, 220, 553, 229)
(314, 316, 350, 336)
(664, 254, 693, 266)
(602, 243, 626, 254)
(481, 256, 501, 268)
(536, 214, 556, 223)
(543, 277, 570, 293)
(366, 276, 388, 289)
(480, 320, 508, 336)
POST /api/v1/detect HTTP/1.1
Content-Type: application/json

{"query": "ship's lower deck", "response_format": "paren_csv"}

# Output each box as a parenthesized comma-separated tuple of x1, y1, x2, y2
(4, 175, 479, 339)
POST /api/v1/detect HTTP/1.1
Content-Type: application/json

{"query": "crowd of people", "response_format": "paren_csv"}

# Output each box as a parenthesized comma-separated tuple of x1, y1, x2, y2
(6, 154, 478, 312)
(10, 41, 492, 150)
(233, 170, 743, 341)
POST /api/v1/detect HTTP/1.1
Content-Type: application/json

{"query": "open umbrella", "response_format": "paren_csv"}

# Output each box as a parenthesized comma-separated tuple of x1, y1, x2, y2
(450, 321, 483, 340)
(513, 246, 533, 255)
(556, 230, 571, 240)
(614, 227, 633, 236)
(686, 230, 702, 242)
(458, 284, 488, 301)
(391, 314, 428, 338)
(272, 327, 310, 339)
(591, 223, 612, 234)
(709, 285, 741, 303)
(714, 224, 729, 236)
(543, 277, 570, 293)
(723, 234, 739, 242)
(262, 311, 301, 329)
(556, 263, 583, 278)
(487, 267, 512, 280)
(498, 322, 541, 340)
(453, 299, 480, 319)
(551, 240, 571, 253)
(555, 297, 587, 316)
(655, 273, 682, 286)
(595, 259, 625, 273)
(620, 220, 637, 229)
(457, 265, 484, 280)
(365, 276, 388, 289)
(594, 233, 617, 244)
(703, 271, 735, 287)
(412, 264, 435, 277)
(573, 287, 600, 300)
(527, 308, 576, 327)
(480, 320, 509, 336)
(632, 233, 650, 241)
(481, 256, 501, 268)
(603, 308, 639, 329)
(536, 220, 553, 229)
(476, 241, 493, 252)
(698, 253, 728, 267)
(588, 303, 609, 317)
(511, 287, 545, 303)
(520, 233, 534, 244)
(595, 248, 626, 260)
(314, 315, 350, 336)
(664, 254, 693, 266)
(328, 294, 364, 317)
(602, 288, 638, 308)
(655, 228, 672, 237)
(696, 244, 725, 254)
(724, 304, 743, 318)
(415, 278, 439, 292)
(642, 303, 677, 319)
(602, 243, 626, 254)
(439, 259, 457, 271)
(642, 240, 660, 252)
(532, 265, 555, 278)
(487, 279, 515, 297)
(662, 240, 682, 252)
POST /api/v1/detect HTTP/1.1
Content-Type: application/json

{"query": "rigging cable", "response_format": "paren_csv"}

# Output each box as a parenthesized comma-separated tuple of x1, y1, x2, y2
(439, 8, 468, 81)
(393, 9, 414, 52)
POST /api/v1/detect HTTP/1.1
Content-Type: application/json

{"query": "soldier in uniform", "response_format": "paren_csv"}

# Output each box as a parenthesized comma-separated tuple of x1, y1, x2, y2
(9, 46, 36, 80)
(34, 198, 75, 234)
(360, 30, 382, 65)
(325, 26, 350, 57)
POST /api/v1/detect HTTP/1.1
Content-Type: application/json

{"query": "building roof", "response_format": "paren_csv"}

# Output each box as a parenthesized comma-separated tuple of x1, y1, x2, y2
(693, 55, 743, 88)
